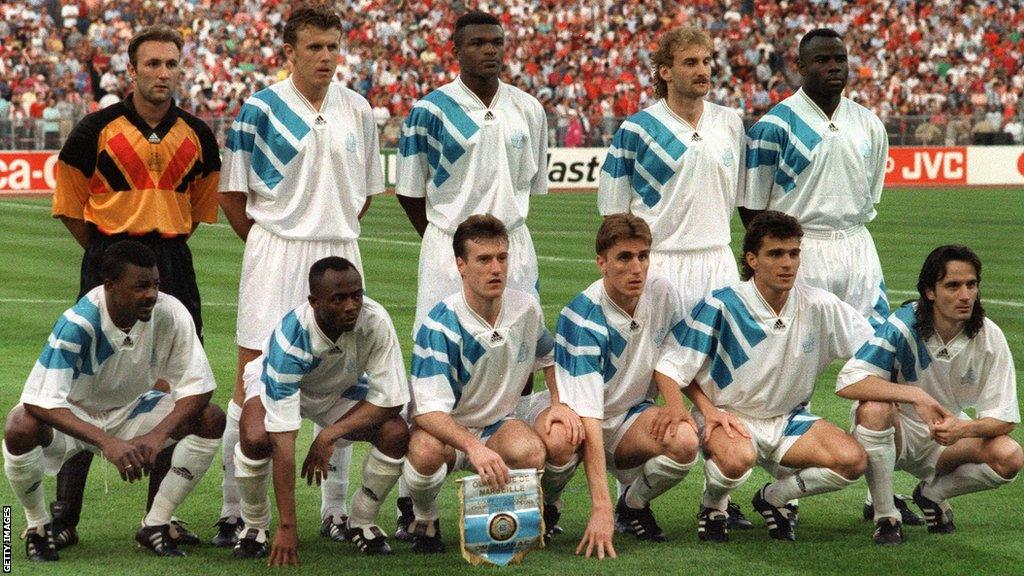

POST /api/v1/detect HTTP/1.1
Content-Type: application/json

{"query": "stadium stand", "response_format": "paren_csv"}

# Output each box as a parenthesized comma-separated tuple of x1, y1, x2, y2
(1, 0, 1021, 148)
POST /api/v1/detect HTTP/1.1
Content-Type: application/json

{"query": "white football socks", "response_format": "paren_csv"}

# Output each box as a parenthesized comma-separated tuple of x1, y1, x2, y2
(764, 467, 855, 507)
(218, 400, 242, 520)
(402, 460, 446, 522)
(542, 454, 579, 506)
(234, 444, 272, 531)
(349, 448, 404, 529)
(854, 425, 898, 521)
(314, 423, 351, 521)
(702, 459, 752, 511)
(3, 443, 49, 529)
(624, 454, 696, 509)
(923, 462, 1014, 502)
(145, 435, 219, 526)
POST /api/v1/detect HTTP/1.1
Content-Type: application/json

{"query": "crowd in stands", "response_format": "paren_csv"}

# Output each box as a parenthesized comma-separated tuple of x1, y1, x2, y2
(1, 0, 1022, 148)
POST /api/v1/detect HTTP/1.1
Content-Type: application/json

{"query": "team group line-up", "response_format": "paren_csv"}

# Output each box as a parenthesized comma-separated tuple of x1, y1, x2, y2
(4, 5, 1019, 566)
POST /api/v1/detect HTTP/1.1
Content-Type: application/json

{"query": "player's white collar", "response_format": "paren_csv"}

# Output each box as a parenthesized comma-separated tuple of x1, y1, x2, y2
(460, 290, 505, 331)
(456, 75, 505, 109)
(660, 98, 706, 136)
(745, 280, 794, 327)
(99, 288, 148, 350)
(600, 283, 646, 333)
(927, 328, 968, 362)
(797, 88, 844, 128)
(288, 75, 331, 118)
(308, 306, 352, 355)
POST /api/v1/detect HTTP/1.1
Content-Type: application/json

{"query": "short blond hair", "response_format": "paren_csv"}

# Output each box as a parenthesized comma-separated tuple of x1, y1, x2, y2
(651, 26, 713, 99)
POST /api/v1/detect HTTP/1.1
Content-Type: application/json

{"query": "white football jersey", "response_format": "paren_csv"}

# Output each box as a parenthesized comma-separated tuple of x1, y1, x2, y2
(253, 297, 409, 433)
(410, 288, 553, 428)
(221, 77, 385, 240)
(838, 303, 1019, 424)
(744, 89, 888, 232)
(659, 281, 873, 418)
(599, 99, 745, 252)
(555, 275, 685, 420)
(396, 77, 548, 234)
(22, 287, 215, 413)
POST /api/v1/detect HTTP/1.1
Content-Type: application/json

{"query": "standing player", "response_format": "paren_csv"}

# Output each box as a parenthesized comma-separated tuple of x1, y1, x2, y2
(743, 28, 890, 329)
(218, 4, 385, 546)
(531, 214, 700, 555)
(231, 258, 409, 564)
(49, 24, 220, 550)
(3, 241, 224, 561)
(401, 215, 550, 554)
(599, 26, 744, 312)
(661, 212, 871, 542)
(395, 10, 549, 535)
(838, 245, 1021, 544)
(396, 10, 548, 333)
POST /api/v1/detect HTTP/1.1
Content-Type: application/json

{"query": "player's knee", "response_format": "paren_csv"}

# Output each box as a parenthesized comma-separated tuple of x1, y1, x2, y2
(711, 446, 756, 478)
(661, 425, 698, 464)
(987, 437, 1023, 478)
(377, 417, 410, 457)
(855, 401, 896, 430)
(833, 441, 868, 480)
(504, 433, 546, 470)
(407, 430, 446, 474)
(195, 403, 226, 439)
(238, 420, 271, 459)
(3, 405, 45, 454)
(541, 422, 577, 466)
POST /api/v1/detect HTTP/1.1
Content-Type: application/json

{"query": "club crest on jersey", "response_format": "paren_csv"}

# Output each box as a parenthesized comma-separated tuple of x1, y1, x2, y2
(961, 367, 976, 386)
(802, 333, 817, 354)
(344, 133, 358, 152)
(516, 342, 528, 363)
(722, 149, 734, 167)
(510, 129, 527, 149)
(859, 139, 871, 158)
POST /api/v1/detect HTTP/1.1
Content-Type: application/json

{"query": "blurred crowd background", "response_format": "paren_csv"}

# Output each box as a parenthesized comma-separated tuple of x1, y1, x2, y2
(2, 0, 1022, 150)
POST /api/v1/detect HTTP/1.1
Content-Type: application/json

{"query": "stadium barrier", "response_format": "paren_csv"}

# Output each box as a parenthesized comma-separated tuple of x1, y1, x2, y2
(2, 146, 1024, 196)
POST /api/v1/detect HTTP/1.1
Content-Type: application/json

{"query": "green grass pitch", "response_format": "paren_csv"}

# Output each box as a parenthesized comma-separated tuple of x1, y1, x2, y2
(0, 188, 1021, 575)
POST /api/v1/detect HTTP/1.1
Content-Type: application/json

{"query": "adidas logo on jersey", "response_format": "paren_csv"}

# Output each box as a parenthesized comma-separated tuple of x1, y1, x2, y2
(328, 346, 343, 355)
(122, 335, 133, 347)
(828, 122, 839, 132)
(148, 132, 160, 143)
(691, 132, 702, 142)
(937, 348, 950, 359)
(315, 115, 327, 126)
(629, 320, 640, 331)
(490, 331, 504, 344)
(774, 319, 786, 330)
(484, 111, 495, 121)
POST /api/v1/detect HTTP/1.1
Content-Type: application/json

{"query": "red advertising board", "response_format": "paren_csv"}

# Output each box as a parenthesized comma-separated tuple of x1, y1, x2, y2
(884, 146, 967, 186)
(0, 151, 59, 195)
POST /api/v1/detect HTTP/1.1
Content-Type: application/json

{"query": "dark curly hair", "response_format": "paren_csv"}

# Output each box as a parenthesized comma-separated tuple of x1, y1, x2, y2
(914, 245, 985, 339)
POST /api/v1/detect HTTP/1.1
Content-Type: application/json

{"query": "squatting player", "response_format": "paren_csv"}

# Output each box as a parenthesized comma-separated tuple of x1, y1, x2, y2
(231, 257, 409, 564)
(530, 214, 700, 557)
(401, 215, 551, 554)
(661, 212, 872, 542)
(838, 245, 1021, 545)
(3, 241, 224, 561)
(218, 5, 385, 545)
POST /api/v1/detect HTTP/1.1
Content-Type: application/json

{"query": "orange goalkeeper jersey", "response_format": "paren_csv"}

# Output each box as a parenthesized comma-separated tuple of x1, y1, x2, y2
(52, 96, 220, 236)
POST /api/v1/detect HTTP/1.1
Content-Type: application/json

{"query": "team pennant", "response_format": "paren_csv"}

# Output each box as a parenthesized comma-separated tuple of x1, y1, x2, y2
(458, 469, 544, 566)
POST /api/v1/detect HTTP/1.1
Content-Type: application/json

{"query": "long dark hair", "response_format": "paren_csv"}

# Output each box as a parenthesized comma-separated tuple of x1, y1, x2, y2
(914, 245, 985, 339)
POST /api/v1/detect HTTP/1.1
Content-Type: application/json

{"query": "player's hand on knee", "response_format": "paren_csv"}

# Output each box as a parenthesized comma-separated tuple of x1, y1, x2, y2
(576, 510, 616, 560)
(301, 436, 335, 486)
(268, 526, 300, 567)
(100, 437, 146, 482)
(930, 415, 965, 446)
(650, 407, 688, 442)
(704, 408, 749, 442)
(547, 403, 585, 445)
(468, 445, 509, 490)
(130, 430, 168, 471)
(912, 392, 952, 427)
